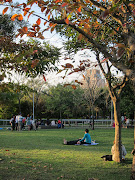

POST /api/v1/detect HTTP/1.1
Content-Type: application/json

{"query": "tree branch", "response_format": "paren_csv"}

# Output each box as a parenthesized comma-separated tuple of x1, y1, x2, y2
(87, 0, 123, 25)
(82, 6, 123, 37)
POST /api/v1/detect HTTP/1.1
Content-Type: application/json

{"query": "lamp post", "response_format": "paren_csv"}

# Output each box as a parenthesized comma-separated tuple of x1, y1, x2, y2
(33, 92, 34, 122)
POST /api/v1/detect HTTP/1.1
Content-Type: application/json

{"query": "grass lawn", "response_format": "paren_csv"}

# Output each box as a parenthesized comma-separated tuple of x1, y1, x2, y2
(0, 127, 134, 180)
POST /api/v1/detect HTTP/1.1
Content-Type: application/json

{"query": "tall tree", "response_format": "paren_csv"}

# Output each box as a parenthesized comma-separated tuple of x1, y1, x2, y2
(82, 69, 105, 130)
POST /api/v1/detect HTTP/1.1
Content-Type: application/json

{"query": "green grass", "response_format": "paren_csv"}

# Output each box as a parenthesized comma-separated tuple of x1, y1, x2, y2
(0, 127, 134, 180)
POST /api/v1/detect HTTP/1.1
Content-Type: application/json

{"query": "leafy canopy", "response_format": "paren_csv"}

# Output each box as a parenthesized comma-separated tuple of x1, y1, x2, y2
(1, 0, 135, 83)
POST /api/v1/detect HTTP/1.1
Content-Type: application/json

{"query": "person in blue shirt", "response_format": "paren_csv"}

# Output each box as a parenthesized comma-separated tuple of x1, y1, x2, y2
(64, 129, 91, 145)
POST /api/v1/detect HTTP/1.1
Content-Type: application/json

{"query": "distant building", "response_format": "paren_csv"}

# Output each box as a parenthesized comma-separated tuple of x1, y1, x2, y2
(81, 69, 105, 89)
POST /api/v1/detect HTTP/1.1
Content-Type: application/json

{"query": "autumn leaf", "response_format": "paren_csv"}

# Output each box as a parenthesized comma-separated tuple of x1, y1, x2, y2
(37, 33, 44, 39)
(23, 26, 28, 33)
(79, 65, 85, 71)
(65, 63, 73, 68)
(27, 32, 36, 37)
(73, 68, 79, 72)
(55, 0, 62, 3)
(52, 23, 57, 28)
(18, 14, 23, 21)
(43, 75, 46, 82)
(48, 15, 50, 20)
(77, 7, 81, 13)
(49, 23, 53, 27)
(28, 11, 34, 19)
(44, 21, 47, 26)
(41, 6, 46, 12)
(82, 75, 85, 80)
(93, 10, 98, 14)
(2, 7, 8, 15)
(116, 27, 120, 31)
(45, 9, 50, 16)
(11, 14, 18, 21)
(72, 85, 76, 89)
(65, 18, 69, 24)
(51, 27, 55, 33)
(36, 18, 41, 25)
(61, 3, 68, 7)
(24, 8, 30, 16)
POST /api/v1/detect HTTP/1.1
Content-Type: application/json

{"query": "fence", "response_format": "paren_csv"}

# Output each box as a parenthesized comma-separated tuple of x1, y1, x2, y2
(0, 119, 10, 126)
(0, 119, 134, 128)
(0, 118, 113, 128)
(62, 119, 112, 128)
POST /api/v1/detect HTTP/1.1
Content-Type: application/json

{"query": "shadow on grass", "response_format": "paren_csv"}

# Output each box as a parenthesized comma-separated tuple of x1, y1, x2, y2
(0, 152, 132, 180)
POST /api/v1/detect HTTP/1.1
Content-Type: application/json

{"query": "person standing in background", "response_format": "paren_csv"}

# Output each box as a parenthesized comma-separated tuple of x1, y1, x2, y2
(10, 115, 16, 131)
(16, 113, 23, 131)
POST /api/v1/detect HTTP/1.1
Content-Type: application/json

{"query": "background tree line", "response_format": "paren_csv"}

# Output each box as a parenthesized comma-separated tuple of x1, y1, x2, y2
(0, 80, 134, 120)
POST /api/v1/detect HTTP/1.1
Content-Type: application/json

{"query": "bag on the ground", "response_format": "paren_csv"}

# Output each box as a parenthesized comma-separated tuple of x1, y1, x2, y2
(101, 155, 112, 161)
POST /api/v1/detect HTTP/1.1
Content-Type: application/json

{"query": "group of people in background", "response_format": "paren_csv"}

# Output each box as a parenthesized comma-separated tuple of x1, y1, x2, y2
(121, 115, 133, 127)
(112, 115, 133, 128)
(10, 113, 40, 131)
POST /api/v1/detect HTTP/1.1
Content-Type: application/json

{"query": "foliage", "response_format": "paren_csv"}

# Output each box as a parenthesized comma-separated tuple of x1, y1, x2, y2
(0, 14, 14, 37)
(1, 0, 134, 83)
(0, 14, 60, 80)
(0, 38, 61, 78)
(45, 83, 87, 118)
(95, 87, 110, 119)
(120, 82, 135, 119)
(0, 83, 18, 118)
(1, 79, 134, 120)
(0, 14, 28, 38)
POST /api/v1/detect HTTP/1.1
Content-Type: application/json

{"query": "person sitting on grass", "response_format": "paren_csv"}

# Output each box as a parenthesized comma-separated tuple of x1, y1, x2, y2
(111, 140, 127, 161)
(64, 129, 91, 145)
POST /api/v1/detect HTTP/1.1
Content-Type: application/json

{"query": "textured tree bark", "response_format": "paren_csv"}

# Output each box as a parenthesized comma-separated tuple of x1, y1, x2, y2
(113, 98, 122, 162)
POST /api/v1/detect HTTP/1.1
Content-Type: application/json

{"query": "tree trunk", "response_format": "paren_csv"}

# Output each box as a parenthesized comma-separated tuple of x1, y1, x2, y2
(113, 98, 122, 162)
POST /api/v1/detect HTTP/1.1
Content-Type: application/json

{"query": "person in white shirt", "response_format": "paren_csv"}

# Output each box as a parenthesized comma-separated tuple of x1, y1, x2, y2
(126, 118, 130, 127)
(16, 113, 23, 131)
